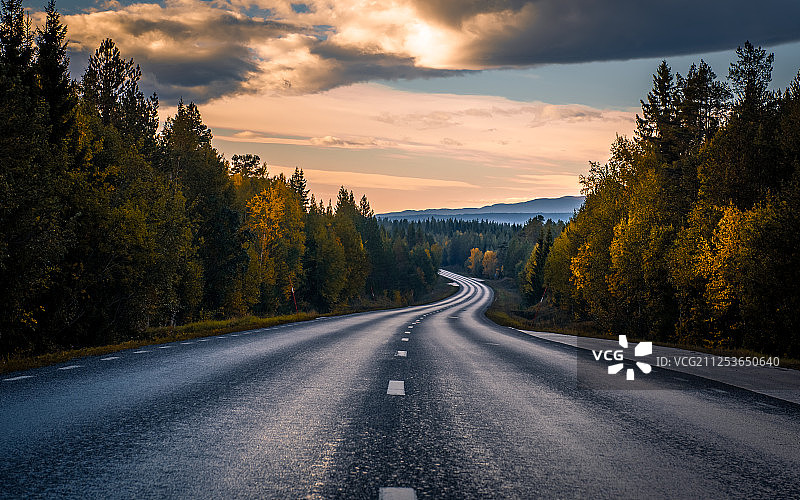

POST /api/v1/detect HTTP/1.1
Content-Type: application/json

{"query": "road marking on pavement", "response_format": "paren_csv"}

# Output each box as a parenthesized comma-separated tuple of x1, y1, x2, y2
(230, 334, 239, 337)
(58, 365, 81, 370)
(133, 350, 149, 353)
(387, 380, 405, 396)
(379, 487, 417, 500)
(485, 342, 499, 346)
(396, 350, 407, 357)
(401, 338, 409, 342)
(3, 375, 33, 382)
(157, 346, 172, 349)
(408, 325, 413, 329)
(404, 331, 410, 334)
(180, 342, 194, 345)
(198, 339, 210, 342)
(709, 388, 728, 394)
(101, 356, 120, 361)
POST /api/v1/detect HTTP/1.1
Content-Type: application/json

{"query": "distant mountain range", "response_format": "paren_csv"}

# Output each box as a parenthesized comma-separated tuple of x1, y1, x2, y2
(378, 195, 585, 224)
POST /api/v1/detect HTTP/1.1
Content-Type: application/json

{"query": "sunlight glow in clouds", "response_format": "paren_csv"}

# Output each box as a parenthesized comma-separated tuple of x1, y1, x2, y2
(56, 0, 800, 210)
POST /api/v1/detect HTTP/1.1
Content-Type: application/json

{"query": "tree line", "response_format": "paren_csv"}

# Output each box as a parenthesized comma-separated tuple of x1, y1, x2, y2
(381, 217, 564, 297)
(0, 1, 440, 358)
(542, 43, 800, 357)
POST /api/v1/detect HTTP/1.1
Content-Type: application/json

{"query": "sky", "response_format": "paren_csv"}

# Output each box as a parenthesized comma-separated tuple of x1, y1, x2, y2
(31, 0, 800, 212)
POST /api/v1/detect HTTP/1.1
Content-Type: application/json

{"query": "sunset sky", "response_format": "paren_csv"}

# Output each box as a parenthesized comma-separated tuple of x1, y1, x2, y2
(35, 0, 800, 212)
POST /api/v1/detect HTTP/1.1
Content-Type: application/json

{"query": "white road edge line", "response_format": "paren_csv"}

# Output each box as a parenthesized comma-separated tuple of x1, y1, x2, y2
(379, 487, 417, 500)
(387, 380, 405, 396)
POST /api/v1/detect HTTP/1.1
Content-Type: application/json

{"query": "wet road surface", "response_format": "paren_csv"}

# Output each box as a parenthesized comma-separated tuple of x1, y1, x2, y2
(2, 270, 799, 498)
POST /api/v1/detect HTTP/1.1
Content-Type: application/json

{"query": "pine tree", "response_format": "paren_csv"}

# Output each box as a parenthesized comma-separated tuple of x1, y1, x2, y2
(636, 60, 680, 161)
(358, 194, 373, 217)
(289, 167, 309, 209)
(160, 100, 244, 315)
(728, 41, 775, 116)
(82, 38, 158, 154)
(0, 0, 34, 84)
(35, 0, 74, 142)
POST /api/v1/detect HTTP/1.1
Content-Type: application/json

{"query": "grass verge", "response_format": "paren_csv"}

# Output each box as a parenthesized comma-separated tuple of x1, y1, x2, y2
(1, 276, 458, 375)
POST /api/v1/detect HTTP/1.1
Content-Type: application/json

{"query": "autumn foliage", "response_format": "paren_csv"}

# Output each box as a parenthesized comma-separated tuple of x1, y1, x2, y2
(544, 44, 800, 357)
(0, 3, 440, 358)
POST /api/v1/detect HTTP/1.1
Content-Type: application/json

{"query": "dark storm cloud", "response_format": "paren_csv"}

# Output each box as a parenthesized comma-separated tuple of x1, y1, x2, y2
(66, 6, 303, 103)
(64, 0, 800, 103)
(419, 0, 800, 67)
(309, 41, 467, 86)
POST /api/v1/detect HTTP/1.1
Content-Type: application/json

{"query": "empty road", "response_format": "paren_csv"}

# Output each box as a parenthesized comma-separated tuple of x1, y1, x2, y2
(2, 270, 799, 498)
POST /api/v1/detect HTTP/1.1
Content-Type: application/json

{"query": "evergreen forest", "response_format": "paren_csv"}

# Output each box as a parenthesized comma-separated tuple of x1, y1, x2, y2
(0, 1, 441, 358)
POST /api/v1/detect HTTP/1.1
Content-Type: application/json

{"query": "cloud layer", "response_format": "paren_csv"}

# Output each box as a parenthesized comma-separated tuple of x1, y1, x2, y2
(61, 0, 800, 102)
(201, 83, 635, 210)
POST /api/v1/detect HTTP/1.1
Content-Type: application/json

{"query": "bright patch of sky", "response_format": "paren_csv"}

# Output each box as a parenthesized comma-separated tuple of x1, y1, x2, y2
(382, 41, 800, 110)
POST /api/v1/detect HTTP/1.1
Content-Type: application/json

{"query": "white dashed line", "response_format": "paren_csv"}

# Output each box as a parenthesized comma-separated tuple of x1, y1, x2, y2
(230, 334, 239, 337)
(57, 365, 81, 370)
(404, 331, 411, 334)
(401, 338, 409, 342)
(180, 342, 194, 345)
(396, 351, 407, 357)
(3, 375, 33, 382)
(387, 380, 405, 396)
(133, 350, 149, 353)
(408, 326, 414, 329)
(379, 487, 417, 500)
(198, 339, 210, 342)
(157, 346, 172, 349)
(101, 356, 120, 361)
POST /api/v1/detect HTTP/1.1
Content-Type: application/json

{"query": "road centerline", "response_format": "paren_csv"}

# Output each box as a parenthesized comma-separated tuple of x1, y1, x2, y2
(379, 487, 417, 499)
(387, 380, 405, 396)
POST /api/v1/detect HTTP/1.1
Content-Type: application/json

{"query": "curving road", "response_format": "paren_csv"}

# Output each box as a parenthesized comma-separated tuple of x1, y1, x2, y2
(2, 270, 799, 498)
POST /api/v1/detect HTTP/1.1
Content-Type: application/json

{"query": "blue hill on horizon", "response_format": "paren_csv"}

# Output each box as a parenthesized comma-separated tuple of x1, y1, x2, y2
(378, 195, 585, 224)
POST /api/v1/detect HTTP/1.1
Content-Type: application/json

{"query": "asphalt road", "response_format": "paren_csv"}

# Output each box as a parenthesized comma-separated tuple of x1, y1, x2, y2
(2, 270, 799, 499)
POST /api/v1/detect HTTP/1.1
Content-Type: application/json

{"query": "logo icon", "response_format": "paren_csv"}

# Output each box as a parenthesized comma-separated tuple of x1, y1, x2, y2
(592, 335, 652, 380)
